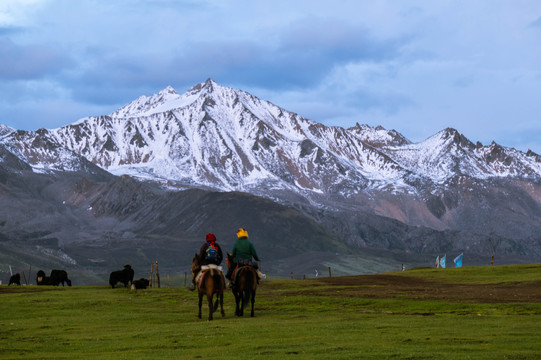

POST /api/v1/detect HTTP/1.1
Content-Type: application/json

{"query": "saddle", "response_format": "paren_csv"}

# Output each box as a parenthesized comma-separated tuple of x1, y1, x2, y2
(195, 264, 224, 289)
(232, 264, 263, 285)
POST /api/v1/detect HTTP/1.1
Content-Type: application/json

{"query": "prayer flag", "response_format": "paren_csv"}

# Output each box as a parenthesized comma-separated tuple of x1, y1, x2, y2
(440, 255, 446, 268)
(436, 256, 440, 268)
(454, 253, 463, 267)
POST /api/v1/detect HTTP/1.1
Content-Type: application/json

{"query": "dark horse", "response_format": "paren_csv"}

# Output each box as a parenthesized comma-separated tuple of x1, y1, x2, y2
(191, 254, 225, 321)
(227, 253, 258, 317)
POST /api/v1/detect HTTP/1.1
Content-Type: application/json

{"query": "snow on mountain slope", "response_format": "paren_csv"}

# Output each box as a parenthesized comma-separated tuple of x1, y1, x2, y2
(385, 128, 541, 182)
(0, 128, 110, 177)
(110, 85, 199, 118)
(1, 79, 540, 196)
(0, 125, 14, 137)
(44, 79, 404, 193)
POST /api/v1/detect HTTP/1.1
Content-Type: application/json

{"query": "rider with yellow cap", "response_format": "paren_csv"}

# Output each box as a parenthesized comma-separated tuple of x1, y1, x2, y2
(226, 228, 260, 285)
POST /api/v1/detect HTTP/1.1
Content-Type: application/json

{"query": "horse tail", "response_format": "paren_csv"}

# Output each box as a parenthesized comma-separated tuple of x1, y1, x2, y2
(243, 268, 254, 306)
(212, 271, 222, 293)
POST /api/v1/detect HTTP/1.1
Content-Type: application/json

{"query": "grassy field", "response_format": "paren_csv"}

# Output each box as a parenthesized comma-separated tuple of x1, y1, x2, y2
(1, 264, 540, 359)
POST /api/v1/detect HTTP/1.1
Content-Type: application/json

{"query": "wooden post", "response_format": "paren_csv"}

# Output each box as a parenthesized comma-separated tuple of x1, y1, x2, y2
(149, 263, 154, 288)
(491, 254, 494, 267)
(303, 274, 306, 280)
(155, 261, 160, 288)
(290, 272, 293, 279)
(167, 274, 170, 287)
(328, 266, 332, 278)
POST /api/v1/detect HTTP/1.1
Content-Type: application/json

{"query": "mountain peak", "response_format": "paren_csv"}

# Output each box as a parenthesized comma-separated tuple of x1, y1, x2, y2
(0, 124, 15, 137)
(111, 85, 193, 118)
(160, 85, 178, 95)
(203, 78, 216, 87)
(187, 78, 220, 94)
(435, 127, 475, 149)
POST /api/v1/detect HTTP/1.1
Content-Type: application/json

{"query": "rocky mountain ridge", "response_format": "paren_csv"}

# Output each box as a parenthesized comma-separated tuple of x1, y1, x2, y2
(2, 79, 539, 196)
(1, 79, 541, 282)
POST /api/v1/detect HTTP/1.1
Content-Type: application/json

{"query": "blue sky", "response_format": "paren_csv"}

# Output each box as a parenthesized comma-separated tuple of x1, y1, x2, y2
(1, 0, 541, 153)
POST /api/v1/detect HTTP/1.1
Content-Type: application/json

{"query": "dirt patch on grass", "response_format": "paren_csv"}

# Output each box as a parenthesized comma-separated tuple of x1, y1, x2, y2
(0, 286, 60, 294)
(294, 274, 541, 303)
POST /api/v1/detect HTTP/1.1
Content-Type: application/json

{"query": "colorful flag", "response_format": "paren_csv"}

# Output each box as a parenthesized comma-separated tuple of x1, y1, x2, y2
(440, 255, 446, 268)
(436, 256, 440, 268)
(454, 253, 463, 267)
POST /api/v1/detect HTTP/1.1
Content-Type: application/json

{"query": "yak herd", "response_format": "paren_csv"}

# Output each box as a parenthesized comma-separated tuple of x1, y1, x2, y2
(7, 264, 148, 289)
(108, 264, 149, 289)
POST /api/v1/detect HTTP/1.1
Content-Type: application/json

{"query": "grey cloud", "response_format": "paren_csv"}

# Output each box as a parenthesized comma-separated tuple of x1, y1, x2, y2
(0, 38, 74, 80)
(344, 88, 415, 115)
(63, 17, 412, 107)
(280, 19, 404, 63)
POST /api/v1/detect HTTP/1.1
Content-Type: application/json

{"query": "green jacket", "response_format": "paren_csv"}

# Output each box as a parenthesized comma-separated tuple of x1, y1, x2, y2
(231, 237, 259, 263)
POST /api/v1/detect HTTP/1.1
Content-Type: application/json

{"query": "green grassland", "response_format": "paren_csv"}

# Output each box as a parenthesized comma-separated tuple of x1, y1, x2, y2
(1, 264, 541, 359)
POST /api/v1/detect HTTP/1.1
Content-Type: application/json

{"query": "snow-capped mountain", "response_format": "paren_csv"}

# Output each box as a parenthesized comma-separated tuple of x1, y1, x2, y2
(2, 79, 539, 197)
(386, 128, 541, 182)
(2, 79, 541, 275)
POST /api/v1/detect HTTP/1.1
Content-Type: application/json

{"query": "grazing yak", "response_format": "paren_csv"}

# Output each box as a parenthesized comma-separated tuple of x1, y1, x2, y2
(9, 273, 21, 285)
(36, 270, 50, 285)
(50, 269, 72, 286)
(109, 264, 134, 288)
(36, 269, 72, 286)
(131, 278, 150, 290)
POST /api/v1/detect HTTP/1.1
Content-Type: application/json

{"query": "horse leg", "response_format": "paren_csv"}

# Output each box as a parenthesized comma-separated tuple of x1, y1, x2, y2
(240, 290, 246, 317)
(207, 293, 214, 321)
(220, 291, 225, 317)
(235, 291, 241, 316)
(250, 289, 256, 317)
(198, 292, 203, 319)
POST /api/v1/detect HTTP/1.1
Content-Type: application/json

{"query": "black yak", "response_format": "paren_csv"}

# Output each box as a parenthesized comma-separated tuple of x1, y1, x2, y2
(8, 273, 21, 285)
(131, 278, 149, 290)
(36, 269, 71, 286)
(36, 270, 50, 285)
(109, 264, 134, 288)
(50, 269, 72, 286)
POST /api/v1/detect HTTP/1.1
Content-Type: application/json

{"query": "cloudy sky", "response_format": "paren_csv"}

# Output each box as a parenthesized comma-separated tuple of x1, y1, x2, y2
(1, 0, 541, 153)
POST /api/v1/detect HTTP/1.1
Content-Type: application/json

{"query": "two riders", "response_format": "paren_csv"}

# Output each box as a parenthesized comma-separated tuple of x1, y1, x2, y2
(192, 228, 260, 290)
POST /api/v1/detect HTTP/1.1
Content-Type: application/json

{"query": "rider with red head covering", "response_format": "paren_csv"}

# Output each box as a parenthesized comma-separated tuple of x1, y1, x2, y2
(190, 232, 224, 290)
(199, 232, 223, 266)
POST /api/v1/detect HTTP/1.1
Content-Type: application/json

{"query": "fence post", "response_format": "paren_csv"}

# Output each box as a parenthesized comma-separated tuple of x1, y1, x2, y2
(149, 263, 154, 288)
(167, 274, 170, 287)
(156, 261, 160, 288)
(290, 272, 293, 279)
(328, 266, 332, 278)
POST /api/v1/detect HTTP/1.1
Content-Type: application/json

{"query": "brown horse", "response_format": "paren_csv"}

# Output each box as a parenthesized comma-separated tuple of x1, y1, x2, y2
(227, 253, 258, 317)
(191, 254, 225, 321)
